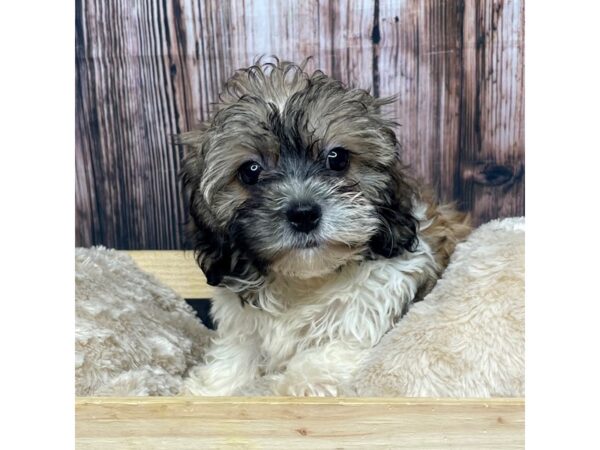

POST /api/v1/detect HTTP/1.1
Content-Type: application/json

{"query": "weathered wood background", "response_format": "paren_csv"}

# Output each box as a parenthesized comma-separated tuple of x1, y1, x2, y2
(76, 0, 524, 249)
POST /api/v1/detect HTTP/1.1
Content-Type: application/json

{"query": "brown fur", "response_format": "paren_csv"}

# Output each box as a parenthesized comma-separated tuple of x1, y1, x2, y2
(414, 185, 472, 300)
(421, 192, 472, 271)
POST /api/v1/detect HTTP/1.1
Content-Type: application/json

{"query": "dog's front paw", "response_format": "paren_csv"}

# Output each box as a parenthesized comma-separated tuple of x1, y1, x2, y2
(232, 375, 280, 396)
(181, 373, 208, 396)
(182, 364, 236, 396)
(274, 379, 339, 397)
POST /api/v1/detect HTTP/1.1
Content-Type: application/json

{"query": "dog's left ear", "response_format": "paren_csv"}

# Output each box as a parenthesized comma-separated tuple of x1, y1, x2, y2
(369, 160, 419, 258)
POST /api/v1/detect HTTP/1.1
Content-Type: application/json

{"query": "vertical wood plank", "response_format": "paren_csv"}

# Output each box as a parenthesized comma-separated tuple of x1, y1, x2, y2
(378, 0, 465, 205)
(459, 0, 524, 223)
(316, 1, 374, 90)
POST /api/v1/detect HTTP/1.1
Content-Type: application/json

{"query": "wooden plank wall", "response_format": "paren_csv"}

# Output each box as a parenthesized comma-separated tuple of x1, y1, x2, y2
(76, 0, 524, 249)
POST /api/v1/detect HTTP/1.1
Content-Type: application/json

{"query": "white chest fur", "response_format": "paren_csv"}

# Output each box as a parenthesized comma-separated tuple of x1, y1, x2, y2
(210, 237, 438, 374)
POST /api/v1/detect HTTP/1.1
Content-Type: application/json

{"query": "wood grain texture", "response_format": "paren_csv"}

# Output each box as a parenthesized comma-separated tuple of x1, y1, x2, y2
(377, 0, 524, 223)
(75, 0, 187, 249)
(125, 250, 213, 298)
(76, 396, 525, 449)
(459, 0, 525, 222)
(76, 0, 524, 249)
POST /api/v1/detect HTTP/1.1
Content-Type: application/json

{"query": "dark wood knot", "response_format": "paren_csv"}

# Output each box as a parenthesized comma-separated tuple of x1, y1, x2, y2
(465, 162, 519, 186)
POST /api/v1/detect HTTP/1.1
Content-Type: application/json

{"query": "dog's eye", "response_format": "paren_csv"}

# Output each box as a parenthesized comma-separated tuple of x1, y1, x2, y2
(238, 161, 263, 185)
(326, 147, 349, 171)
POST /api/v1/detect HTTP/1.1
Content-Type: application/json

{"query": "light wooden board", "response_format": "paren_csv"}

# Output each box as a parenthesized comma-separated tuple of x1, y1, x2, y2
(126, 250, 213, 299)
(76, 396, 524, 449)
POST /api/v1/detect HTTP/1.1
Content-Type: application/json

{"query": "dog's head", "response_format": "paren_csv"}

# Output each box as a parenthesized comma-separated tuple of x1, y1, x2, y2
(180, 60, 418, 295)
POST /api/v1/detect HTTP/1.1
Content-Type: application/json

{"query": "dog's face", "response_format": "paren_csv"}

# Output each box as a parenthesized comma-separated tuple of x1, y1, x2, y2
(181, 61, 418, 292)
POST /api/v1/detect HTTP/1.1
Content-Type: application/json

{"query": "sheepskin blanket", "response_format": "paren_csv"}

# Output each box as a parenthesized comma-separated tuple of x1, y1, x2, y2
(75, 217, 524, 397)
(75, 247, 212, 396)
(342, 217, 525, 397)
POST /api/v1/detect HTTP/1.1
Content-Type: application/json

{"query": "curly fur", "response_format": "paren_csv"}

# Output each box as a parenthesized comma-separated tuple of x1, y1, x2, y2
(180, 58, 470, 396)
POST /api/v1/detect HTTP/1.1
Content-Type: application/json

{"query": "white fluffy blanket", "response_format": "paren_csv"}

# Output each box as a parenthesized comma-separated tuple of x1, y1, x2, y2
(75, 217, 524, 397)
(343, 217, 524, 397)
(75, 248, 212, 396)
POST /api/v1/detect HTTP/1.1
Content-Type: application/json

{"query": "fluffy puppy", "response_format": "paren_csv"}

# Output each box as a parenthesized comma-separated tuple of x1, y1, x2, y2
(180, 59, 470, 396)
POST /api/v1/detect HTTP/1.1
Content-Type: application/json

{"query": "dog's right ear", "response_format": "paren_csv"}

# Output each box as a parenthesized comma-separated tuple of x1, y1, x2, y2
(178, 131, 266, 305)
(186, 211, 232, 286)
(178, 132, 230, 287)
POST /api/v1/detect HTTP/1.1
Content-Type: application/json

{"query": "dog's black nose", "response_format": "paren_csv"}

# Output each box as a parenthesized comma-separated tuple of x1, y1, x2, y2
(286, 202, 321, 233)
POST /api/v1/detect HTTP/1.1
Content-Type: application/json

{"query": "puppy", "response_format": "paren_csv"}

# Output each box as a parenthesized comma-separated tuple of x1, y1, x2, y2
(180, 59, 470, 396)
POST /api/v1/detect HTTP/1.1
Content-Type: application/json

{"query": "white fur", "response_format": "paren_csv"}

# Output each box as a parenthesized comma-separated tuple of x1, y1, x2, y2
(184, 205, 438, 396)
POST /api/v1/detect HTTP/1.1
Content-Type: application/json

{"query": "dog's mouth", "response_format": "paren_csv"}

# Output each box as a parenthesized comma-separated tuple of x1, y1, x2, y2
(291, 237, 320, 249)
